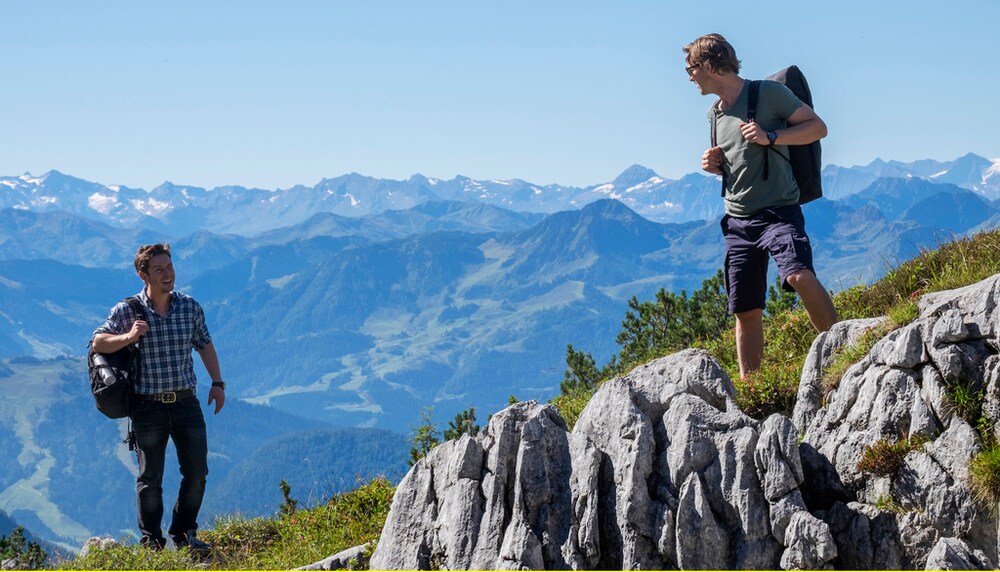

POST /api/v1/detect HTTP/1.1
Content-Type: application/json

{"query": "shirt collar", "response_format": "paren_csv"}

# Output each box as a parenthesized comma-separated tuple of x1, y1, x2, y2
(137, 289, 177, 316)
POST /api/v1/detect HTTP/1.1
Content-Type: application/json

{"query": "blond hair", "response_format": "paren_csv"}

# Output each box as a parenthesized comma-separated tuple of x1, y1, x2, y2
(683, 33, 741, 74)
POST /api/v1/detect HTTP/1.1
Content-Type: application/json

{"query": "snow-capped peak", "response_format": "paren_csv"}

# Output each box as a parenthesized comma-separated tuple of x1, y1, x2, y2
(985, 158, 1000, 179)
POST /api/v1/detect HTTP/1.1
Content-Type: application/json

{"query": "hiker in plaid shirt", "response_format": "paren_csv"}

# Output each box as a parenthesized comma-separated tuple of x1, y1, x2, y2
(93, 243, 225, 555)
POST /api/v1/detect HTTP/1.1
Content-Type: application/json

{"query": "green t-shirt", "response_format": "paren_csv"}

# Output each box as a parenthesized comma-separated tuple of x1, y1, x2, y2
(709, 79, 804, 217)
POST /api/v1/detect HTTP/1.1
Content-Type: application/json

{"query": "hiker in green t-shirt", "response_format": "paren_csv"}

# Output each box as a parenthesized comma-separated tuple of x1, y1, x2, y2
(683, 33, 838, 379)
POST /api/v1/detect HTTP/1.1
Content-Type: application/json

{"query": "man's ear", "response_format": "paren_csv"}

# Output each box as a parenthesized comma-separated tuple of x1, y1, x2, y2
(138, 270, 149, 283)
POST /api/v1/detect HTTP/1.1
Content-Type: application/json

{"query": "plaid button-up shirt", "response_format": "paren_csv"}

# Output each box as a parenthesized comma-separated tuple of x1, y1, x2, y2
(93, 290, 212, 395)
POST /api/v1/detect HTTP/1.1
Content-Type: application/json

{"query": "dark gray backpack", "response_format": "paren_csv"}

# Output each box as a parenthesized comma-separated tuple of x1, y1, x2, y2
(749, 66, 823, 204)
(88, 297, 145, 419)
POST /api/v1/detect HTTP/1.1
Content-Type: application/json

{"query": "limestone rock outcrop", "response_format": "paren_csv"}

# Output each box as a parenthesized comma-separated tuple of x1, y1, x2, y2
(366, 273, 1000, 570)
(802, 274, 1000, 568)
(371, 350, 831, 570)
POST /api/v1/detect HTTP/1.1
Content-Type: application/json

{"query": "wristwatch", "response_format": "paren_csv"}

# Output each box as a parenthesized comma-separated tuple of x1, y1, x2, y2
(766, 130, 777, 145)
(211, 381, 226, 390)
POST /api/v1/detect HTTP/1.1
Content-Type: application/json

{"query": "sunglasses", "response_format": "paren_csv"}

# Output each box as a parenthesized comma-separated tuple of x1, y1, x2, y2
(686, 63, 701, 76)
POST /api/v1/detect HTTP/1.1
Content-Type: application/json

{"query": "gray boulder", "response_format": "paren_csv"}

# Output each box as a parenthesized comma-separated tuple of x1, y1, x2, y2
(983, 355, 1000, 442)
(369, 401, 602, 570)
(79, 536, 119, 558)
(296, 543, 370, 570)
(924, 537, 995, 570)
(780, 511, 838, 570)
(572, 349, 809, 569)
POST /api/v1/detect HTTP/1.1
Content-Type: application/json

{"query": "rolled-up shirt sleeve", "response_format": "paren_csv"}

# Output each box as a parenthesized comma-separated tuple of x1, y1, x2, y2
(191, 302, 212, 351)
(92, 301, 131, 338)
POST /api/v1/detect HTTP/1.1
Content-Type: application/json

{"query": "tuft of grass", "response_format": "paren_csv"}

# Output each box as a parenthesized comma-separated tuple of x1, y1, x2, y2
(56, 477, 395, 571)
(873, 494, 908, 514)
(887, 300, 920, 326)
(970, 443, 1000, 510)
(57, 544, 198, 570)
(946, 383, 985, 428)
(837, 230, 1000, 323)
(856, 437, 928, 477)
(736, 364, 800, 419)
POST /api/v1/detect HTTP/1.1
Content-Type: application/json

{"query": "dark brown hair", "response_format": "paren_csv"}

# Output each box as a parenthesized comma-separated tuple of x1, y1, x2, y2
(134, 243, 171, 274)
(683, 33, 741, 74)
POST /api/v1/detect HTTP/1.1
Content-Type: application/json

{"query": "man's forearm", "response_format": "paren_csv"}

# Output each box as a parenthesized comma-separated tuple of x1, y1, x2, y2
(198, 342, 223, 383)
(774, 117, 827, 146)
(92, 332, 135, 354)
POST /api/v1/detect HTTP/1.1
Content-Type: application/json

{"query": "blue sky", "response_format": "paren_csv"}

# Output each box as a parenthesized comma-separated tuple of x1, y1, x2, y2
(3, 1, 998, 190)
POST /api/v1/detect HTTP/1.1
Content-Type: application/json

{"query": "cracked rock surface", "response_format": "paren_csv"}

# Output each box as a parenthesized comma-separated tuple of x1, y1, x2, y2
(803, 274, 1000, 569)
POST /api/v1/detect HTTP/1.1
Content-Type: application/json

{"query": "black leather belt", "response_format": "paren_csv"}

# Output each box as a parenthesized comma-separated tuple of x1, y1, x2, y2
(134, 389, 195, 403)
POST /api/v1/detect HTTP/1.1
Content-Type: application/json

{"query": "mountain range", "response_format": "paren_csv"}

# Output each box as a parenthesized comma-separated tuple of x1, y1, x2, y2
(4, 153, 997, 236)
(1, 153, 999, 550)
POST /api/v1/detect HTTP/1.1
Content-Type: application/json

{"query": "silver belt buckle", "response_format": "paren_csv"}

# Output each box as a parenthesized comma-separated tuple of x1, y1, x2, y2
(160, 392, 177, 404)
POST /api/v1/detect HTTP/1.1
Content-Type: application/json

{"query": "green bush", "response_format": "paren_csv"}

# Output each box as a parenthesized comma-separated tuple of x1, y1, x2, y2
(408, 407, 441, 466)
(0, 527, 46, 570)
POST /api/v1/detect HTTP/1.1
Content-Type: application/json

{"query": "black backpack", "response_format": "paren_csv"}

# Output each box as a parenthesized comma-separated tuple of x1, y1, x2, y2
(712, 65, 823, 205)
(88, 297, 146, 419)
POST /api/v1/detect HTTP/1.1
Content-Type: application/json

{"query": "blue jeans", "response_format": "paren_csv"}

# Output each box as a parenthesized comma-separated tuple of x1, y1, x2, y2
(131, 396, 208, 543)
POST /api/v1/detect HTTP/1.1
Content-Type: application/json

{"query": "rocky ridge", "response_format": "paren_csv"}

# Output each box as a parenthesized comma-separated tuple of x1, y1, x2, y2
(365, 272, 1000, 570)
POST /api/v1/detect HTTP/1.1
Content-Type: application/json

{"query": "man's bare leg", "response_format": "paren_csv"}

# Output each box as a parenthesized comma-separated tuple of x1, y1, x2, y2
(786, 269, 838, 332)
(735, 308, 764, 379)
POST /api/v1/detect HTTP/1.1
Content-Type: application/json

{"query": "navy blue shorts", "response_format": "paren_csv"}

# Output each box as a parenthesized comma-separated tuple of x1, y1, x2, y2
(721, 204, 815, 314)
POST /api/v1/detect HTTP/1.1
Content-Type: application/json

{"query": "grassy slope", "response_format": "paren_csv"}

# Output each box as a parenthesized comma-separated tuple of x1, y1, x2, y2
(57, 478, 393, 570)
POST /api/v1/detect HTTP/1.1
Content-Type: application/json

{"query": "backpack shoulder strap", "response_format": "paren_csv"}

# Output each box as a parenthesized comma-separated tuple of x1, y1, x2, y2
(123, 296, 146, 356)
(710, 105, 718, 148)
(747, 80, 760, 123)
(710, 103, 727, 197)
(125, 296, 147, 322)
(122, 297, 145, 387)
(747, 80, 772, 180)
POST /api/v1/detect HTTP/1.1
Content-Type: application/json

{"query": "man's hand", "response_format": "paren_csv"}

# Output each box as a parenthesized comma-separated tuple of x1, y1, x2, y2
(740, 121, 769, 146)
(701, 146, 724, 175)
(128, 320, 149, 344)
(207, 386, 225, 415)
